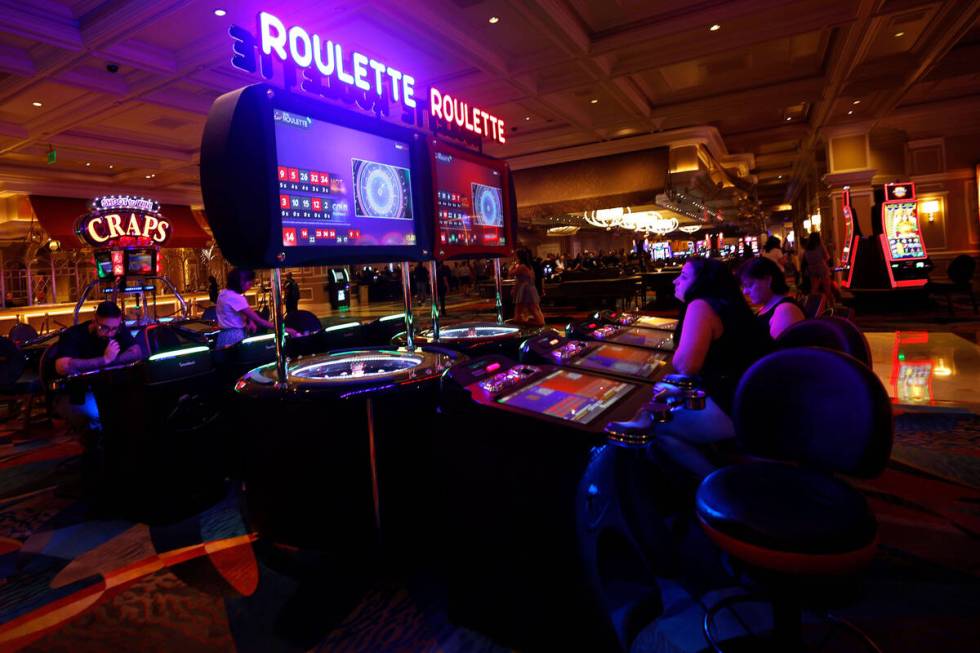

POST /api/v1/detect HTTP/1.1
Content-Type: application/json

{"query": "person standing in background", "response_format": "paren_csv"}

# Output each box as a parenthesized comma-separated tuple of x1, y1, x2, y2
(208, 275, 219, 304)
(283, 272, 300, 314)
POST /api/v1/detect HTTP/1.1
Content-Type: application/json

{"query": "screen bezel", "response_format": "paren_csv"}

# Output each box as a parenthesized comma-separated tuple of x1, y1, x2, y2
(125, 248, 156, 276)
(429, 138, 516, 260)
(201, 83, 434, 268)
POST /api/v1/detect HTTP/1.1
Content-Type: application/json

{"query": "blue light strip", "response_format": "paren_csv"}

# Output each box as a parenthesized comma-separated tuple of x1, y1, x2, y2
(323, 321, 361, 332)
(148, 346, 209, 361)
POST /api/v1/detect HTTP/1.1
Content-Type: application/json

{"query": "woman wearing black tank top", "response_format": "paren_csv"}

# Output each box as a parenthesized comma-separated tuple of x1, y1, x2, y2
(739, 257, 805, 339)
(671, 258, 772, 415)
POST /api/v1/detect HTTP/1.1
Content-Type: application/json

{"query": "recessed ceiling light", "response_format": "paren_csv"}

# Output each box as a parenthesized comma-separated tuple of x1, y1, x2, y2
(853, 100, 861, 105)
(85, 162, 91, 166)
(488, 16, 500, 24)
(894, 31, 904, 37)
(145, 174, 152, 178)
(108, 164, 114, 169)
(848, 110, 853, 115)
(590, 98, 599, 104)
(524, 116, 530, 121)
(213, 8, 226, 17)
(778, 175, 783, 179)
(709, 24, 720, 31)
(31, 101, 42, 107)
(786, 116, 792, 121)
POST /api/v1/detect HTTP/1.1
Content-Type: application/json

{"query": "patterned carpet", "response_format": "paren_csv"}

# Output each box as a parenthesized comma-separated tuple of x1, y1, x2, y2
(0, 407, 978, 651)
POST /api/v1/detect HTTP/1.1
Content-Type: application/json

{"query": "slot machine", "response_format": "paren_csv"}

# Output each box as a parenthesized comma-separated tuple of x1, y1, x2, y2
(878, 182, 932, 288)
(839, 186, 860, 289)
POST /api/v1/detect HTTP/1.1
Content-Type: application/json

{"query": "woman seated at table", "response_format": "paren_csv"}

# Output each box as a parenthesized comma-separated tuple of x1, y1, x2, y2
(665, 259, 772, 432)
(739, 257, 805, 339)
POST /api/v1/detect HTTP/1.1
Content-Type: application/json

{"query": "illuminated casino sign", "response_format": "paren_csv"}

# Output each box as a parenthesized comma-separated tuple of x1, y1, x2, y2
(76, 195, 172, 247)
(229, 11, 505, 146)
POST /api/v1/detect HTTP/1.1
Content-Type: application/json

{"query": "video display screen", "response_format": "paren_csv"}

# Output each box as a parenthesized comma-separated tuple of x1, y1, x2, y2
(572, 344, 664, 379)
(274, 110, 416, 248)
(433, 147, 506, 249)
(633, 316, 677, 331)
(884, 202, 925, 260)
(650, 242, 672, 261)
(126, 249, 155, 275)
(609, 327, 674, 350)
(497, 369, 634, 424)
(94, 251, 112, 279)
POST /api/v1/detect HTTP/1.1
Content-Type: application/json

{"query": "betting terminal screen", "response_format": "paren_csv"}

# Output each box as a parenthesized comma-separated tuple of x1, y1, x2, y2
(498, 369, 634, 424)
(573, 344, 663, 379)
(633, 316, 677, 331)
(884, 202, 925, 260)
(274, 110, 417, 249)
(431, 142, 509, 257)
(608, 327, 674, 350)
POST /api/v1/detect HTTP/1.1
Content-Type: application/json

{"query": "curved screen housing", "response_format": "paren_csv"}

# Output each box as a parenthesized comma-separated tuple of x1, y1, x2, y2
(430, 139, 516, 260)
(201, 84, 433, 268)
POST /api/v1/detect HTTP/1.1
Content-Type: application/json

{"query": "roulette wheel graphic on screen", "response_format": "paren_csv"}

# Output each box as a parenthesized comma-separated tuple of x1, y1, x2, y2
(353, 159, 412, 219)
(471, 183, 503, 227)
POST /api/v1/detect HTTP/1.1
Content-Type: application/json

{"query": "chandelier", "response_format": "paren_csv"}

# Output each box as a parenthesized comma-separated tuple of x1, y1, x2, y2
(678, 225, 702, 234)
(623, 210, 678, 235)
(584, 207, 627, 229)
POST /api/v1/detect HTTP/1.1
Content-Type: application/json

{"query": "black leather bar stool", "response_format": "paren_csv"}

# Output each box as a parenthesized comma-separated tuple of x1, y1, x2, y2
(694, 347, 892, 652)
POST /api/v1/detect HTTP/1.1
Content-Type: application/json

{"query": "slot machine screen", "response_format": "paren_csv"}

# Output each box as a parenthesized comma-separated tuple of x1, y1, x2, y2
(94, 251, 112, 279)
(651, 242, 672, 261)
(573, 344, 664, 379)
(884, 202, 924, 260)
(498, 369, 634, 424)
(126, 249, 155, 276)
(430, 141, 513, 258)
(274, 110, 417, 249)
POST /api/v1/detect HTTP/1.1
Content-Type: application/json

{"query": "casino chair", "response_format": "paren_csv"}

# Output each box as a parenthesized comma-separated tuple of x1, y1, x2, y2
(8, 322, 38, 347)
(927, 254, 978, 316)
(284, 309, 326, 358)
(141, 324, 184, 356)
(775, 317, 872, 369)
(693, 347, 892, 652)
(0, 336, 48, 432)
(200, 306, 218, 322)
(363, 314, 408, 346)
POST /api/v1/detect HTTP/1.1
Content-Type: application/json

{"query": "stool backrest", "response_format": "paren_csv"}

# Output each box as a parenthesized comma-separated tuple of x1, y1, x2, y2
(284, 309, 322, 334)
(0, 336, 26, 386)
(8, 322, 38, 346)
(732, 347, 892, 478)
(201, 306, 218, 322)
(947, 254, 976, 285)
(776, 317, 872, 368)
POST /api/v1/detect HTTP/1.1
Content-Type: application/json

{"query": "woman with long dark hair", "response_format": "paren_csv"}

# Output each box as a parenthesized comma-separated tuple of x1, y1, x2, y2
(671, 257, 772, 415)
(740, 257, 805, 338)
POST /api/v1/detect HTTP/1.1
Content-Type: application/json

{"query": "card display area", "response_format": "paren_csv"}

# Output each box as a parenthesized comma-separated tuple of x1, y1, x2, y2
(885, 202, 925, 260)
(274, 110, 416, 248)
(572, 344, 663, 378)
(498, 369, 634, 424)
(433, 150, 505, 248)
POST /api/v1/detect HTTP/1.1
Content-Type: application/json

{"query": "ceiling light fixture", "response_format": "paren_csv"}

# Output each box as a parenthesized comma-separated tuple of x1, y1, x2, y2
(590, 98, 598, 104)
(848, 110, 853, 115)
(213, 8, 226, 17)
(853, 99, 861, 105)
(894, 31, 904, 37)
(524, 116, 530, 121)
(108, 164, 114, 169)
(31, 101, 42, 107)
(145, 174, 152, 178)
(786, 116, 792, 121)
(85, 162, 91, 166)
(778, 175, 783, 179)
(709, 24, 720, 31)
(488, 16, 500, 24)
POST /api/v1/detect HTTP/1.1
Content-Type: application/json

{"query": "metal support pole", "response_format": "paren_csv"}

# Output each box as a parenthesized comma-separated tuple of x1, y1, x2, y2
(26, 263, 32, 307)
(49, 256, 57, 304)
(400, 261, 415, 351)
(427, 260, 440, 341)
(271, 267, 289, 390)
(0, 250, 6, 309)
(493, 257, 504, 325)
